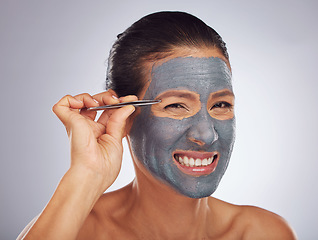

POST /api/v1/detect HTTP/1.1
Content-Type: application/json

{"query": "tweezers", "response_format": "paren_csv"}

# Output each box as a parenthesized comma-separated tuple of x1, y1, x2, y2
(86, 100, 161, 111)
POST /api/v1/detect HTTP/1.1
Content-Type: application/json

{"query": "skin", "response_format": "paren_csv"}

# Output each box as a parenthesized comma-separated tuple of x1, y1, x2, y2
(18, 48, 297, 240)
(128, 56, 235, 198)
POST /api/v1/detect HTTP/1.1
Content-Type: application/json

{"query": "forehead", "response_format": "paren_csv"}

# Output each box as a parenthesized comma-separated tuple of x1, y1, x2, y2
(144, 57, 232, 99)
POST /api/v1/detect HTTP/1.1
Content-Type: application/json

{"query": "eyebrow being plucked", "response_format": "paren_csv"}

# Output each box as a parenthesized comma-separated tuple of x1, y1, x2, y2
(156, 90, 198, 100)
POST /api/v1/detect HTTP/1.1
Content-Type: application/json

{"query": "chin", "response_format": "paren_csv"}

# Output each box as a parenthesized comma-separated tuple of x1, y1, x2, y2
(183, 191, 215, 199)
(158, 173, 221, 199)
(175, 184, 218, 199)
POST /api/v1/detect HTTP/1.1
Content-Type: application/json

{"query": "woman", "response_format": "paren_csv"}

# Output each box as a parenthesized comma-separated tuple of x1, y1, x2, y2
(18, 11, 296, 239)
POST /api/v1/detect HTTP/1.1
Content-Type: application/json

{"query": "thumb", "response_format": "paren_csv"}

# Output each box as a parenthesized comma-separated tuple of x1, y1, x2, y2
(105, 105, 135, 142)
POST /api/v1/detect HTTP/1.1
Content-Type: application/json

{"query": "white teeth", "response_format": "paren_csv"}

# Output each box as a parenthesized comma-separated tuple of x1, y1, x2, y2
(175, 154, 217, 167)
(202, 158, 208, 166)
(195, 159, 201, 166)
(183, 156, 189, 166)
(189, 158, 195, 167)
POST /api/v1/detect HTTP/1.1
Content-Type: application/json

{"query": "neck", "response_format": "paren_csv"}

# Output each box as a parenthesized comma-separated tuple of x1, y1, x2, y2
(125, 163, 212, 239)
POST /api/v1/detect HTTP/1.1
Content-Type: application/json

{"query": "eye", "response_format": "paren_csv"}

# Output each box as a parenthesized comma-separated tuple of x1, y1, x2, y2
(212, 102, 233, 109)
(164, 103, 188, 110)
(210, 101, 233, 115)
(165, 103, 183, 109)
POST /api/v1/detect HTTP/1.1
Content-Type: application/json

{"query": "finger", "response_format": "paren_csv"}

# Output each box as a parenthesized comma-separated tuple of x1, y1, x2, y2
(73, 93, 99, 108)
(73, 93, 99, 120)
(118, 95, 138, 103)
(105, 105, 136, 142)
(93, 91, 120, 106)
(96, 110, 110, 126)
(52, 95, 84, 126)
(93, 91, 120, 125)
(79, 108, 98, 121)
(96, 94, 138, 126)
(95, 107, 122, 126)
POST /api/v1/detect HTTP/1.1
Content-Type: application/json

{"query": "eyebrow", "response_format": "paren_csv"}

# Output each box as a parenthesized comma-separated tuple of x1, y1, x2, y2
(156, 91, 197, 100)
(211, 90, 235, 98)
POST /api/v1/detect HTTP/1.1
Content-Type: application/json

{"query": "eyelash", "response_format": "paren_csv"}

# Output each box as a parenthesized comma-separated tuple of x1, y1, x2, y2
(164, 103, 188, 110)
(211, 102, 233, 109)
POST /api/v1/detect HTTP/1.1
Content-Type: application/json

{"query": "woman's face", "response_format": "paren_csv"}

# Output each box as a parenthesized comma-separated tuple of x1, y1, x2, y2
(127, 54, 235, 198)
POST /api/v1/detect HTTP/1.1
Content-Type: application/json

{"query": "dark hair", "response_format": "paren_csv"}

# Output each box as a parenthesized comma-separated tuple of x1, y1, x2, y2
(106, 11, 229, 97)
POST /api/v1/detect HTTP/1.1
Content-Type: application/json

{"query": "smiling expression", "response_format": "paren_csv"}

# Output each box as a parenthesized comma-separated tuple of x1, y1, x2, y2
(128, 56, 235, 198)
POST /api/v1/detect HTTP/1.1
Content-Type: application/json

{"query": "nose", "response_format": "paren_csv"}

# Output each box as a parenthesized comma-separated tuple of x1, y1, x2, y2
(187, 110, 218, 146)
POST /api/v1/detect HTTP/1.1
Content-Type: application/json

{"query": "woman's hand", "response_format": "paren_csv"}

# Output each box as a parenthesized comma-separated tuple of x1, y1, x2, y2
(18, 91, 137, 240)
(52, 91, 137, 193)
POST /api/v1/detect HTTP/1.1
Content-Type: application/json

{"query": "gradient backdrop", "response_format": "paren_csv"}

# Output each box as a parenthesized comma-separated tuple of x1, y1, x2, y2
(1, 0, 317, 239)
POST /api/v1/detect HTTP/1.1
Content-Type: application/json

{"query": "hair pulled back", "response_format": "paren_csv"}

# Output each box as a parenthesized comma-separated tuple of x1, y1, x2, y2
(106, 11, 229, 97)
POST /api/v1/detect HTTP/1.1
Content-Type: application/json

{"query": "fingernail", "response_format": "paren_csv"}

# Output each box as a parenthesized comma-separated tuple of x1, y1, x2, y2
(93, 98, 99, 104)
(112, 95, 118, 100)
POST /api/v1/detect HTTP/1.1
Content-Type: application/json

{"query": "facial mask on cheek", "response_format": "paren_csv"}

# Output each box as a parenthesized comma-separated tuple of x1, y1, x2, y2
(128, 57, 235, 198)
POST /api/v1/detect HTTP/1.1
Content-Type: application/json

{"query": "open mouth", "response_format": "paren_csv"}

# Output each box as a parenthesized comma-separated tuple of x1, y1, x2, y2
(174, 153, 218, 167)
(172, 151, 219, 176)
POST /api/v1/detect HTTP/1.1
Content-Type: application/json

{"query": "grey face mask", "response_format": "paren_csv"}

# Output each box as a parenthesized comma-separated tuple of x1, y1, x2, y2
(128, 56, 235, 198)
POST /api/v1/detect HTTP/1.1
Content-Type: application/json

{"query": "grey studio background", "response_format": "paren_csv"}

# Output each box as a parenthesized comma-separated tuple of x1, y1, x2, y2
(1, 0, 317, 239)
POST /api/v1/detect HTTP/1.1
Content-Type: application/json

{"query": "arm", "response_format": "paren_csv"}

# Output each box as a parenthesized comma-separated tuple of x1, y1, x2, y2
(18, 91, 136, 240)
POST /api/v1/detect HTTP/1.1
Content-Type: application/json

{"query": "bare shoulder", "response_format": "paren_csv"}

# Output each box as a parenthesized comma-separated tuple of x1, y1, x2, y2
(239, 205, 297, 240)
(207, 198, 297, 240)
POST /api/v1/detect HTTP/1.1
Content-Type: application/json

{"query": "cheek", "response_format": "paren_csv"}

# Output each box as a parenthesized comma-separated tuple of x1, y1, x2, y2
(129, 111, 191, 177)
(129, 109, 190, 163)
(214, 118, 236, 151)
(144, 116, 189, 150)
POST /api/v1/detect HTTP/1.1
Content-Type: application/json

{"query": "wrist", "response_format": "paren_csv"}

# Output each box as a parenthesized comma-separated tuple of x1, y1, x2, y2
(65, 165, 106, 199)
(23, 166, 106, 239)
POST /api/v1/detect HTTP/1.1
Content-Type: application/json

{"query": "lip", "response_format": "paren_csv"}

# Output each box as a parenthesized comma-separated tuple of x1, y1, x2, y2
(172, 150, 219, 177)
